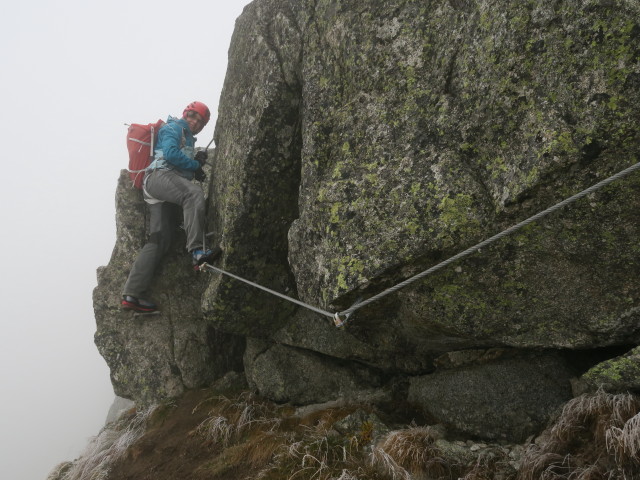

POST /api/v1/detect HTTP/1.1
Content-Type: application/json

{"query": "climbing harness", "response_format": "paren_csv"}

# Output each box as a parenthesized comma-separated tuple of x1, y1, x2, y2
(200, 160, 640, 328)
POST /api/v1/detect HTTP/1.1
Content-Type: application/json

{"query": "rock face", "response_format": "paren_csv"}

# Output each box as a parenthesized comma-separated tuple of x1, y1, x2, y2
(244, 338, 385, 405)
(94, 0, 640, 440)
(93, 174, 245, 406)
(577, 345, 640, 394)
(408, 352, 574, 442)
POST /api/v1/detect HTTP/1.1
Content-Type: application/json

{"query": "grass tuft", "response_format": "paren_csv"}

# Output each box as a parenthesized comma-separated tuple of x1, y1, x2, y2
(369, 447, 412, 480)
(460, 449, 517, 480)
(371, 426, 451, 478)
(518, 389, 640, 480)
(49, 405, 156, 480)
(606, 412, 640, 464)
(195, 392, 282, 448)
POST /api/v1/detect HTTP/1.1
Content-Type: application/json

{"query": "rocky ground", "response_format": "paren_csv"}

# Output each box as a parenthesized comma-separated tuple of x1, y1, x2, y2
(48, 378, 640, 480)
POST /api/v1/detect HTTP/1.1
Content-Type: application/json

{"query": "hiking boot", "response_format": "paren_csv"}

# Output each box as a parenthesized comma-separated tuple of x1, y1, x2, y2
(121, 295, 158, 313)
(191, 246, 223, 267)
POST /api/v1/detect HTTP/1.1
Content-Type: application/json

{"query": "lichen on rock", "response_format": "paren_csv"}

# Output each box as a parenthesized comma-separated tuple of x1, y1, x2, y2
(93, 0, 640, 444)
(578, 343, 640, 394)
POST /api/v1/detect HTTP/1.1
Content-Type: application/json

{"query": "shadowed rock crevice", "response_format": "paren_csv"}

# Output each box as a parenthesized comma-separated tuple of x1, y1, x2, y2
(244, 338, 389, 405)
(202, 0, 306, 337)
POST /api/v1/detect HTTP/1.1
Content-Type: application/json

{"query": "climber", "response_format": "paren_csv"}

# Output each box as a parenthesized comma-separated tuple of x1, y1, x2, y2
(121, 101, 222, 313)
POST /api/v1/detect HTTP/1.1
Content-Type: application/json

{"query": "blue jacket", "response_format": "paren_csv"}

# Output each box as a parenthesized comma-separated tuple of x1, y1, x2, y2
(148, 116, 199, 179)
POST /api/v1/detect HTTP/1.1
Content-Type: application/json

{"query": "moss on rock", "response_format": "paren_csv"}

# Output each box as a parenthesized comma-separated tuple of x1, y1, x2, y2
(580, 345, 640, 393)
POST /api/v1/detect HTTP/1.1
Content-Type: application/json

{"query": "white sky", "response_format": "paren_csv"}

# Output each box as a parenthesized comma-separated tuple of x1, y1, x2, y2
(0, 1, 253, 478)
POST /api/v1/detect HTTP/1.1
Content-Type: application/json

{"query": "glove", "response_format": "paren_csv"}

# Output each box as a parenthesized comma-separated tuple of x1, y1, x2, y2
(194, 150, 208, 166)
(194, 167, 207, 182)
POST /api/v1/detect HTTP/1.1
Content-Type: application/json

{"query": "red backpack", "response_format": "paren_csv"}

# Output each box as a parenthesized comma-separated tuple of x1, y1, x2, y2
(126, 119, 165, 189)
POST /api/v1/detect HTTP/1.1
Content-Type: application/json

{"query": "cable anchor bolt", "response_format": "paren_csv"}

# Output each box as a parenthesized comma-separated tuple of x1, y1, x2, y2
(333, 313, 347, 328)
(196, 262, 210, 273)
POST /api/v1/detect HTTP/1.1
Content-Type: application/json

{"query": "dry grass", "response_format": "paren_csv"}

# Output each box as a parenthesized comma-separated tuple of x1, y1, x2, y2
(518, 390, 640, 480)
(57, 389, 640, 480)
(369, 447, 412, 480)
(271, 414, 361, 480)
(195, 394, 524, 480)
(549, 390, 640, 450)
(47, 462, 72, 480)
(48, 406, 156, 480)
(370, 426, 451, 479)
(194, 392, 282, 448)
(194, 394, 370, 479)
(606, 413, 640, 464)
(460, 450, 517, 480)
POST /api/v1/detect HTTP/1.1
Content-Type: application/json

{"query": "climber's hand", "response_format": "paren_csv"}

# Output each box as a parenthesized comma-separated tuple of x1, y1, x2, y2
(195, 150, 208, 166)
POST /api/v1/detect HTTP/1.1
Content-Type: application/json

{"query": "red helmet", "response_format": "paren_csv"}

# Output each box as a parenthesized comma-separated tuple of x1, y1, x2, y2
(183, 101, 211, 125)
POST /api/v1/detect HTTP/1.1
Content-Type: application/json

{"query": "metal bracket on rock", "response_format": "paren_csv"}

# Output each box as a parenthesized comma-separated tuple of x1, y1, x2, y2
(333, 313, 347, 328)
(333, 297, 363, 328)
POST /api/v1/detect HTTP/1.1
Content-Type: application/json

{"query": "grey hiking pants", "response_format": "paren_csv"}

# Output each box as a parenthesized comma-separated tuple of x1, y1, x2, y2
(122, 169, 205, 299)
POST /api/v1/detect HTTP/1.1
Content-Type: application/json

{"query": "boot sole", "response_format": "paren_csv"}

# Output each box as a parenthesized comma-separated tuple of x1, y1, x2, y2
(121, 300, 157, 313)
